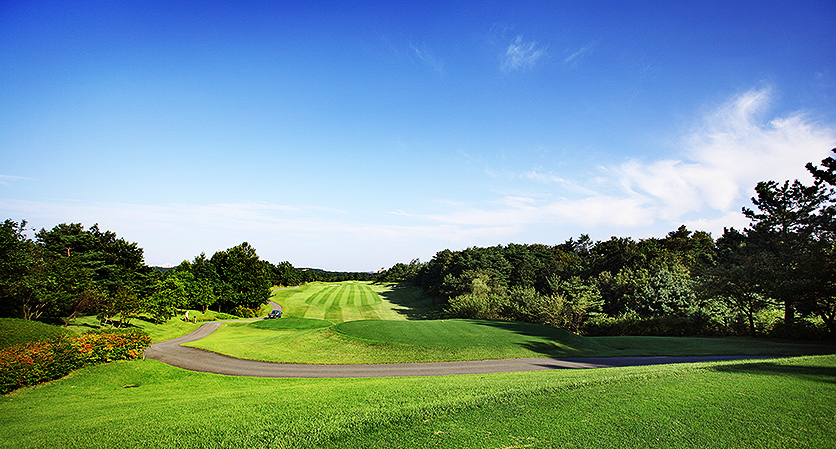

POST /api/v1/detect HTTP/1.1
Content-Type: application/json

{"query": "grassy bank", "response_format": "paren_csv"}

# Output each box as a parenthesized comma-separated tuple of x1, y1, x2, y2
(188, 317, 835, 364)
(62, 309, 252, 343)
(1, 355, 833, 448)
(0, 318, 71, 349)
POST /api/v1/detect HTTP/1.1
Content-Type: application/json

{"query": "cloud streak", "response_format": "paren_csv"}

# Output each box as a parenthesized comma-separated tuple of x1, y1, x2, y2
(407, 85, 836, 237)
(617, 86, 836, 217)
(501, 36, 546, 72)
(2, 86, 833, 268)
(563, 43, 593, 68)
(409, 42, 445, 76)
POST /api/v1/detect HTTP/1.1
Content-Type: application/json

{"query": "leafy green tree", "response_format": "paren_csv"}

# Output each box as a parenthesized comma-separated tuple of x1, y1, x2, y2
(632, 267, 697, 318)
(698, 228, 771, 336)
(545, 275, 603, 331)
(34, 223, 154, 299)
(211, 242, 271, 311)
(742, 179, 829, 325)
(148, 273, 191, 323)
(271, 261, 302, 287)
(802, 149, 836, 334)
(174, 256, 218, 313)
(25, 255, 94, 321)
(111, 285, 144, 327)
(0, 219, 38, 318)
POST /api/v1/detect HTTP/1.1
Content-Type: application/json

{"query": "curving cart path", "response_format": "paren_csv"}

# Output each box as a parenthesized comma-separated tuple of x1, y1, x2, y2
(145, 301, 772, 378)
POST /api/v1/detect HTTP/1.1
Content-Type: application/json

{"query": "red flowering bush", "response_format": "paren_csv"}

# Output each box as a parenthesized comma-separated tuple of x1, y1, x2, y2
(0, 329, 150, 394)
(74, 329, 151, 364)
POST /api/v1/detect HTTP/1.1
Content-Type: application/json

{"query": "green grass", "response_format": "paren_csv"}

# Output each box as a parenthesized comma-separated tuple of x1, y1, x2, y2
(0, 318, 72, 349)
(188, 283, 834, 364)
(189, 317, 835, 364)
(62, 309, 251, 343)
(270, 282, 434, 323)
(1, 355, 833, 448)
(4, 282, 835, 447)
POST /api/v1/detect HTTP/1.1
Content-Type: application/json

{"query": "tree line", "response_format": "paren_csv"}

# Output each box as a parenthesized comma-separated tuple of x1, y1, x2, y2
(0, 221, 314, 324)
(384, 149, 836, 339)
(3, 149, 833, 338)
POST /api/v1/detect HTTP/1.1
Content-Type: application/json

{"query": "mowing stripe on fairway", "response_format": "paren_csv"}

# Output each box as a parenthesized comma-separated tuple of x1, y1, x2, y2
(373, 303, 403, 320)
(360, 304, 380, 320)
(278, 282, 414, 323)
(301, 286, 330, 320)
(346, 284, 356, 307)
(305, 285, 329, 305)
(307, 285, 343, 321)
(325, 301, 343, 323)
(340, 285, 364, 322)
(359, 285, 380, 306)
(293, 301, 310, 318)
(317, 285, 339, 305)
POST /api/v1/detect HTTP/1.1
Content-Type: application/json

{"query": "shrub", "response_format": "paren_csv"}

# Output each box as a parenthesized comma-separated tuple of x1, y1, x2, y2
(230, 306, 257, 318)
(764, 318, 829, 340)
(445, 294, 491, 319)
(0, 329, 150, 394)
(581, 312, 725, 337)
(74, 329, 151, 363)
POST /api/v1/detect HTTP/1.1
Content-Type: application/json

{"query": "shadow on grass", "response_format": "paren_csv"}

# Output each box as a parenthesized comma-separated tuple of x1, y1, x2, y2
(375, 283, 442, 320)
(710, 361, 836, 384)
(515, 341, 589, 358)
(471, 319, 598, 357)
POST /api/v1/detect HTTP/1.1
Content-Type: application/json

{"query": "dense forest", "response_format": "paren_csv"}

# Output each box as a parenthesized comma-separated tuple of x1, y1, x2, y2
(2, 149, 834, 339)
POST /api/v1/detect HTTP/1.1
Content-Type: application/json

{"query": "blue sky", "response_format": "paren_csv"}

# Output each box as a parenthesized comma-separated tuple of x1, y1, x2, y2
(2, 1, 835, 271)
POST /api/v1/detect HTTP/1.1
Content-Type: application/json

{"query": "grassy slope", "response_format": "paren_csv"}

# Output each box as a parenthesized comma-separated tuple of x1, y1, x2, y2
(62, 309, 256, 343)
(189, 317, 835, 364)
(0, 355, 833, 448)
(0, 318, 71, 349)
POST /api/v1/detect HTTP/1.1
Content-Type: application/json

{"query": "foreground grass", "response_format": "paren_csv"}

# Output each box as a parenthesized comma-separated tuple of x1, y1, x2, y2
(1, 355, 833, 448)
(189, 318, 835, 364)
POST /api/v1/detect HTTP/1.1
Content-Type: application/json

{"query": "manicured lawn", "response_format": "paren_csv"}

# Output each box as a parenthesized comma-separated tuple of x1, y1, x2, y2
(271, 282, 434, 323)
(5, 282, 834, 448)
(190, 317, 835, 364)
(1, 355, 833, 448)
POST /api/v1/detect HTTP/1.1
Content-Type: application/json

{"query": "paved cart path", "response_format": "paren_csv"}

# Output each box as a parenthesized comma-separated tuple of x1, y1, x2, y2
(145, 302, 773, 378)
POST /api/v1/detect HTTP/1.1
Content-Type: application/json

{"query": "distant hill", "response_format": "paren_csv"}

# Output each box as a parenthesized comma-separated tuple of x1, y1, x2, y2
(152, 265, 175, 273)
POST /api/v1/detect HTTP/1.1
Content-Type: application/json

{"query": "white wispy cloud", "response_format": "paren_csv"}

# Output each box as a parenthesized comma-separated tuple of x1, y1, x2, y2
(525, 170, 602, 196)
(0, 175, 34, 185)
(501, 36, 546, 73)
(563, 43, 593, 68)
(405, 85, 836, 238)
(616, 85, 836, 219)
(409, 43, 445, 76)
(3, 86, 833, 266)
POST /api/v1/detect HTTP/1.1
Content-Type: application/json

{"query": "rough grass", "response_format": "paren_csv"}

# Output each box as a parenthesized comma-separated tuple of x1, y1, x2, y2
(1, 355, 833, 448)
(0, 318, 71, 349)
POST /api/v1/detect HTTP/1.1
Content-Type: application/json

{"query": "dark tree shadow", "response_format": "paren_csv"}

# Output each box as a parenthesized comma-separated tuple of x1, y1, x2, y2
(375, 283, 442, 320)
(710, 361, 836, 384)
(470, 319, 597, 357)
